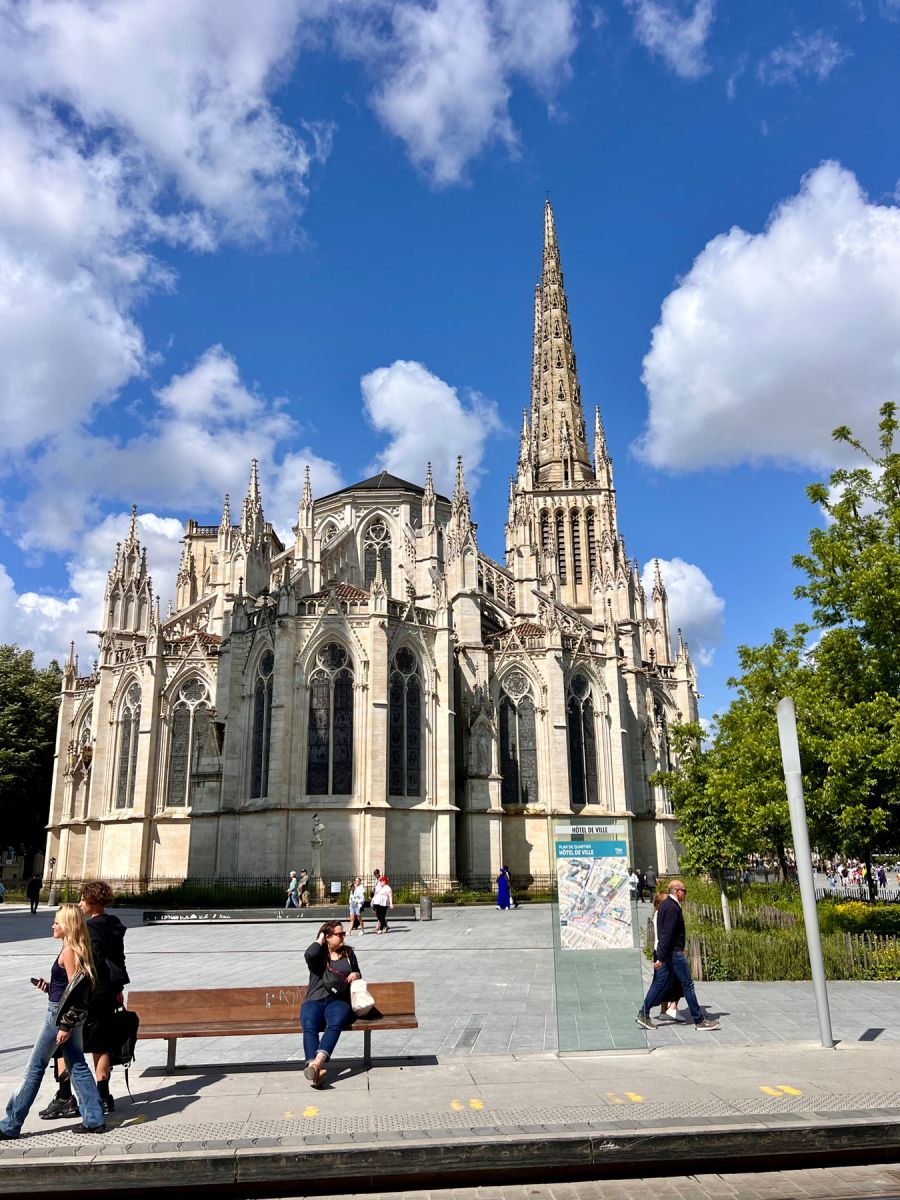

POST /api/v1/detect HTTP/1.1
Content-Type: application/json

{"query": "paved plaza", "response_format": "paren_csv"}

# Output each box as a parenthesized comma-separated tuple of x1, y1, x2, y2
(3, 902, 900, 1193)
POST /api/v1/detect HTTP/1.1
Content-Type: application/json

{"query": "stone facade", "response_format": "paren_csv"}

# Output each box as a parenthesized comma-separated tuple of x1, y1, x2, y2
(45, 202, 699, 886)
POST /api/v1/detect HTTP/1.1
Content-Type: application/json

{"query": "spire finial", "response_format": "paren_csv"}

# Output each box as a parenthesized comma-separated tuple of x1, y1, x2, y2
(544, 197, 557, 253)
(249, 458, 260, 501)
(423, 461, 435, 501)
(302, 464, 312, 506)
(220, 493, 231, 530)
(125, 504, 138, 548)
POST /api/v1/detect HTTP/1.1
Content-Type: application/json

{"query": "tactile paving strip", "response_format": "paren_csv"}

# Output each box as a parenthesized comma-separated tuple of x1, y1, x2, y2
(4, 1092, 900, 1158)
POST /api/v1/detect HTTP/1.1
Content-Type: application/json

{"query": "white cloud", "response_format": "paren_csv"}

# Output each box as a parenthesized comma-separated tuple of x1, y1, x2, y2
(15, 346, 343, 555)
(757, 30, 850, 86)
(361, 359, 503, 494)
(0, 510, 184, 668)
(634, 161, 900, 471)
(331, 0, 577, 185)
(624, 0, 715, 80)
(0, 1, 328, 457)
(642, 557, 724, 667)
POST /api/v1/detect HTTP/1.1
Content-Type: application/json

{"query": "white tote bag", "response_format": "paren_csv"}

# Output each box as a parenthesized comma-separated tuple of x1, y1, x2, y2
(350, 978, 375, 1016)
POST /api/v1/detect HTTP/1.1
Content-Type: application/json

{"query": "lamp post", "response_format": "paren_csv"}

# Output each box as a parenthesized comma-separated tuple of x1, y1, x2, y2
(47, 856, 58, 907)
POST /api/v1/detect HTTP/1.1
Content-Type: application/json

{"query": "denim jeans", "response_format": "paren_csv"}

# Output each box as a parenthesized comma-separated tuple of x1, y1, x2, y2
(640, 950, 703, 1023)
(300, 998, 353, 1062)
(1, 1002, 105, 1135)
(285, 894, 298, 908)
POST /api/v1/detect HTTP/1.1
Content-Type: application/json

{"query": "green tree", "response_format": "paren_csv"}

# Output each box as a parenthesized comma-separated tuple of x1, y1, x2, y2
(0, 645, 62, 867)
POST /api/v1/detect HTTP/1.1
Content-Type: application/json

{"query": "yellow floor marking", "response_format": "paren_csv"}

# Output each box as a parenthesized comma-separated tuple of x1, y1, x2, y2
(469, 1099, 484, 1110)
(606, 1092, 625, 1104)
(450, 1100, 464, 1111)
(624, 1092, 645, 1102)
(759, 1086, 783, 1097)
(118, 1115, 147, 1127)
(303, 1106, 319, 1117)
(776, 1086, 803, 1096)
(283, 1110, 295, 1118)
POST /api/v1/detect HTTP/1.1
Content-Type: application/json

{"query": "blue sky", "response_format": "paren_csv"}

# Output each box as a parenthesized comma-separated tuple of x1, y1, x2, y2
(2, 0, 899, 722)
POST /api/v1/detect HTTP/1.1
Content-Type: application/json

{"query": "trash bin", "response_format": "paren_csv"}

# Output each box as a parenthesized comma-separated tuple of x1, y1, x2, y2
(419, 894, 433, 921)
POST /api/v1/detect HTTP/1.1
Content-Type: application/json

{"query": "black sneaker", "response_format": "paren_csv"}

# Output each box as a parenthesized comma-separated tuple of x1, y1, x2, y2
(634, 1011, 655, 1030)
(102, 1095, 115, 1115)
(39, 1096, 79, 1120)
(74, 1123, 107, 1135)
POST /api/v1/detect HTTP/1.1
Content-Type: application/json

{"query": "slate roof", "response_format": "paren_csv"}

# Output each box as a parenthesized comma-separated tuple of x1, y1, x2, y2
(318, 471, 450, 503)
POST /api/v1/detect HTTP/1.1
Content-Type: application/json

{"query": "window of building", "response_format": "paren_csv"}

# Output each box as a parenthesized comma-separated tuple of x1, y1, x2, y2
(114, 681, 141, 809)
(499, 670, 539, 807)
(540, 511, 550, 554)
(571, 510, 583, 585)
(363, 520, 392, 589)
(167, 677, 211, 807)
(567, 673, 598, 810)
(250, 651, 274, 799)
(388, 646, 422, 797)
(306, 643, 354, 795)
(586, 510, 597, 574)
(556, 511, 567, 584)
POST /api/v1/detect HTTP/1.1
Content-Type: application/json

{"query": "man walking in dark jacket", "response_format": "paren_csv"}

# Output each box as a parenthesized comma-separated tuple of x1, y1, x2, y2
(636, 880, 719, 1031)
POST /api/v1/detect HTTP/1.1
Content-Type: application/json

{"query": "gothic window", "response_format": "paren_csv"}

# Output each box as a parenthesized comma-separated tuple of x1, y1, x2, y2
(571, 510, 583, 585)
(557, 381, 564, 400)
(250, 651, 274, 799)
(554, 320, 561, 337)
(555, 350, 562, 368)
(567, 674, 598, 810)
(114, 682, 141, 809)
(388, 647, 421, 797)
(167, 677, 211, 807)
(586, 510, 597, 573)
(322, 523, 338, 547)
(499, 670, 539, 807)
(540, 511, 550, 554)
(306, 643, 354, 795)
(363, 520, 392, 589)
(556, 511, 567, 584)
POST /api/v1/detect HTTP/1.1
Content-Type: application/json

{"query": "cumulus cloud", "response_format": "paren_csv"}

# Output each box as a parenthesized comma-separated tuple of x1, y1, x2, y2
(642, 557, 725, 667)
(757, 30, 850, 86)
(0, 511, 184, 669)
(15, 346, 343, 555)
(623, 0, 715, 80)
(634, 161, 900, 471)
(0, 0, 328, 458)
(361, 360, 503, 494)
(331, 0, 577, 185)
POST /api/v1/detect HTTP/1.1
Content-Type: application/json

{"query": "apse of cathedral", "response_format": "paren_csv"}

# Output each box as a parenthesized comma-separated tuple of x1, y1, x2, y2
(47, 202, 699, 885)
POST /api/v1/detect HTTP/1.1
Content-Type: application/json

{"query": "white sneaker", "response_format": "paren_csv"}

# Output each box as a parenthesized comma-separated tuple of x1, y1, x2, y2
(656, 1011, 686, 1023)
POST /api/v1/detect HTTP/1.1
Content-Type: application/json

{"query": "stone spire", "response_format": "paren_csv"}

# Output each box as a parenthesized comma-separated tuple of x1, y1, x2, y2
(103, 506, 153, 633)
(534, 199, 592, 486)
(530, 283, 542, 429)
(220, 493, 231, 531)
(451, 455, 471, 525)
(594, 406, 614, 489)
(240, 459, 264, 541)
(652, 558, 672, 662)
(422, 460, 436, 525)
(299, 464, 313, 523)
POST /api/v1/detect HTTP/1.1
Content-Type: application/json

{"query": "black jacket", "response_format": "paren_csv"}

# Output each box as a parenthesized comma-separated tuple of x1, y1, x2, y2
(55, 970, 93, 1032)
(654, 896, 686, 962)
(87, 913, 129, 995)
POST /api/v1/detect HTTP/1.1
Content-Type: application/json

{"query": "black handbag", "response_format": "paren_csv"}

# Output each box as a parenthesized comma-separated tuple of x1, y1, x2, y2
(323, 961, 350, 998)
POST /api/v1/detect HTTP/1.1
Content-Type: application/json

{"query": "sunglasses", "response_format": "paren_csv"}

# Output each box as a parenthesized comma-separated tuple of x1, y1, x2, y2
(329, 930, 346, 937)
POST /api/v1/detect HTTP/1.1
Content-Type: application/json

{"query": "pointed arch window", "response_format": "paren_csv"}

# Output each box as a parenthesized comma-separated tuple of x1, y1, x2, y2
(389, 647, 421, 797)
(540, 511, 550, 554)
(115, 682, 141, 809)
(250, 651, 274, 799)
(586, 510, 597, 574)
(571, 510, 583, 585)
(567, 674, 598, 811)
(556, 511, 567, 584)
(168, 677, 211, 807)
(499, 670, 539, 807)
(307, 643, 354, 795)
(363, 521, 392, 589)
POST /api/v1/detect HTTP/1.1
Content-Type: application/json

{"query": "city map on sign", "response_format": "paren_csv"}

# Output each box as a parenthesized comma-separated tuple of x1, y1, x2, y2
(558, 852, 633, 950)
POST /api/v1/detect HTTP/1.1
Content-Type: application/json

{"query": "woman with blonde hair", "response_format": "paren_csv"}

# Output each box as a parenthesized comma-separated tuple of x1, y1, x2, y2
(0, 905, 106, 1138)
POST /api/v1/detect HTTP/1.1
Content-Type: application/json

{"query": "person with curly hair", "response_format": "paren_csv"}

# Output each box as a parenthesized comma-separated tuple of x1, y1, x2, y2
(0, 905, 106, 1138)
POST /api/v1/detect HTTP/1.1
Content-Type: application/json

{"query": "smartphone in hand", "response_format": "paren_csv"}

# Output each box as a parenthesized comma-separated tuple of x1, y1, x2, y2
(30, 977, 48, 992)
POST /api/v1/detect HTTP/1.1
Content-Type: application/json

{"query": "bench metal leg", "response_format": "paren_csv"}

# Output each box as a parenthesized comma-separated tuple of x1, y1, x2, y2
(166, 1039, 177, 1071)
(363, 1029, 371, 1067)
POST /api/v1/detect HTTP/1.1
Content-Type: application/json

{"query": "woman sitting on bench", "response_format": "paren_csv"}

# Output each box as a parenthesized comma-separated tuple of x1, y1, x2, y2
(300, 921, 361, 1088)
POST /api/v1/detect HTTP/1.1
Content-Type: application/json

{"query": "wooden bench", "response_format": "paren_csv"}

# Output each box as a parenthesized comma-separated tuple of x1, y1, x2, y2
(126, 982, 417, 1071)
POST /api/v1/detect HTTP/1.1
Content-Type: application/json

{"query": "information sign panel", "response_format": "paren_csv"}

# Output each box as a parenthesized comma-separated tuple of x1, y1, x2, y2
(555, 822, 633, 951)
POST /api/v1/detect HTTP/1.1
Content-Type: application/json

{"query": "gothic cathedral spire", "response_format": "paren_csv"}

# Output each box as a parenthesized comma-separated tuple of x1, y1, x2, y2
(534, 199, 592, 486)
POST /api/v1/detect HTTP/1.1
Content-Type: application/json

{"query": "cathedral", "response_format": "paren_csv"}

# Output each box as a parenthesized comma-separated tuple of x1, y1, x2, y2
(46, 202, 699, 887)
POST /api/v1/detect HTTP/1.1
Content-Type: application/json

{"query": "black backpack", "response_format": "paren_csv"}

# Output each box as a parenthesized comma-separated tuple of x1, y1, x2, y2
(109, 1004, 141, 1099)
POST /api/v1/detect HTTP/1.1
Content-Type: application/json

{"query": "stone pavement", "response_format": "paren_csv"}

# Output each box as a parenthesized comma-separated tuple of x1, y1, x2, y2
(2, 903, 900, 1194)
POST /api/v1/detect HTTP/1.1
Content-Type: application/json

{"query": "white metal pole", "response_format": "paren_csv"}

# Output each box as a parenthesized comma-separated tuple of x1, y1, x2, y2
(776, 697, 834, 1049)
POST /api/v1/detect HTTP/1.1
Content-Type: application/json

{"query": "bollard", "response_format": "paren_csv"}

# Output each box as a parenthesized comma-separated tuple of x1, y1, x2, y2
(419, 894, 433, 921)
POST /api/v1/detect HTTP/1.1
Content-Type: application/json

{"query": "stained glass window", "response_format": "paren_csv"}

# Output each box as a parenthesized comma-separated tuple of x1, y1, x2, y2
(388, 647, 422, 796)
(306, 643, 354, 795)
(499, 672, 538, 807)
(250, 651, 274, 799)
(115, 681, 141, 809)
(363, 521, 392, 589)
(567, 674, 598, 810)
(167, 677, 211, 807)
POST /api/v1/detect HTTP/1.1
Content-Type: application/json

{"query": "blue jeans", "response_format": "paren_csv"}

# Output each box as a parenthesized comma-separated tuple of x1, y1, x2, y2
(1, 1003, 105, 1135)
(285, 894, 298, 908)
(301, 998, 353, 1063)
(640, 950, 703, 1023)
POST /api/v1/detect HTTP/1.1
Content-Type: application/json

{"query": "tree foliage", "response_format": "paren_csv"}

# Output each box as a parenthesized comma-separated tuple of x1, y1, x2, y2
(0, 645, 61, 864)
(659, 403, 900, 870)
